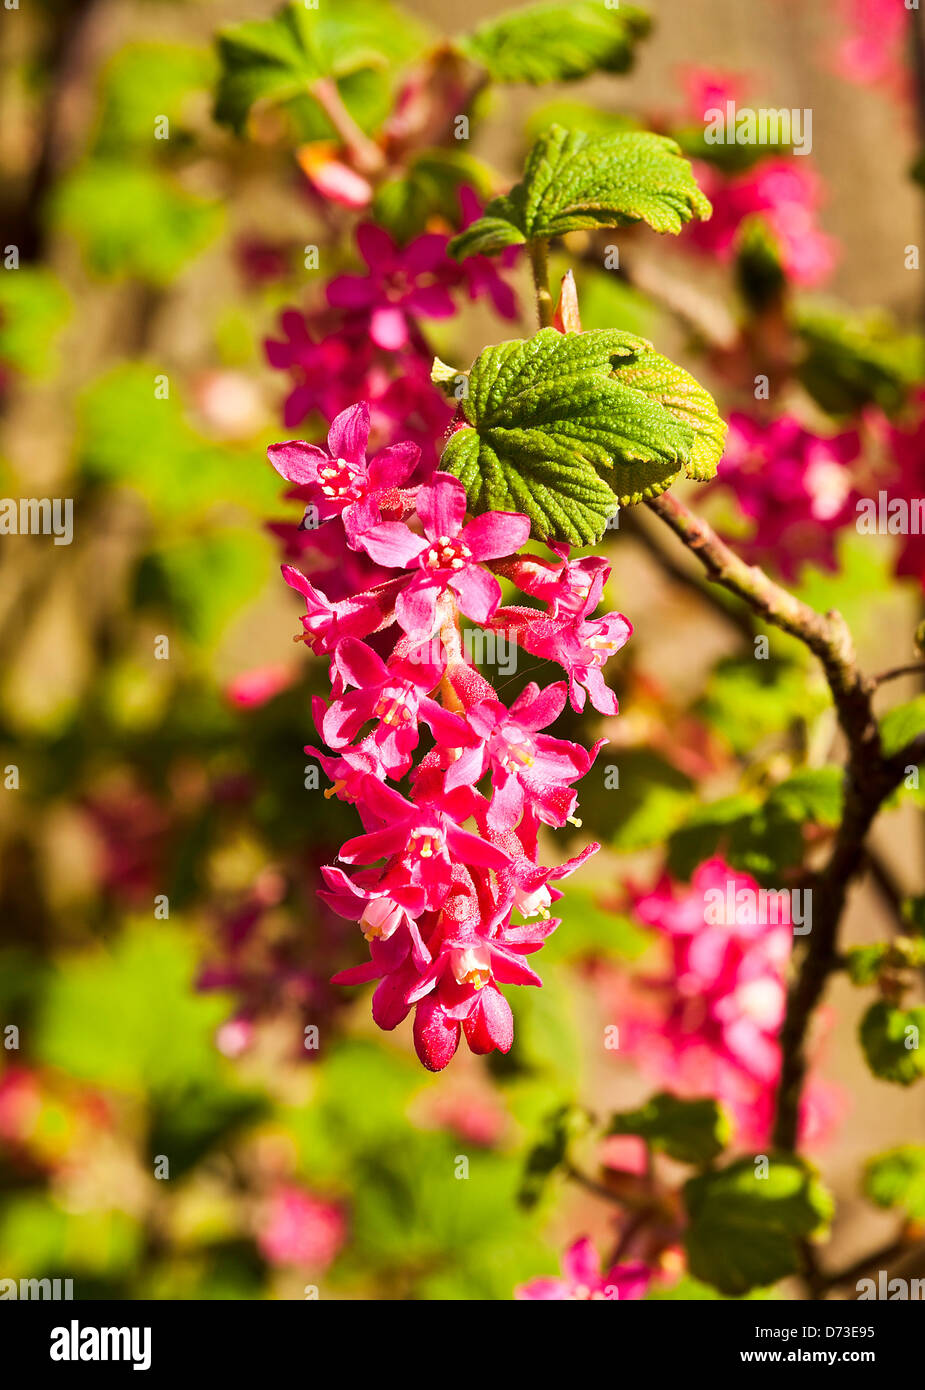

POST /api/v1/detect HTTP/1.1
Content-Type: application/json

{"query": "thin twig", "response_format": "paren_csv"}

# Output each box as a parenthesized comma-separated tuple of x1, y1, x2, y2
(644, 489, 916, 1150)
(872, 662, 925, 687)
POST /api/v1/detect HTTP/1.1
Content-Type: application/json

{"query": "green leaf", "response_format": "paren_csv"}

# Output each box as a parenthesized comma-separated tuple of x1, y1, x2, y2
(698, 657, 829, 757)
(609, 1093, 730, 1166)
(438, 327, 724, 543)
(794, 300, 925, 418)
(519, 1104, 589, 1209)
(372, 150, 494, 245)
(608, 348, 727, 480)
(458, 2, 650, 85)
(139, 529, 274, 647)
(683, 1155, 833, 1297)
(902, 895, 925, 936)
(880, 695, 925, 760)
(846, 943, 890, 986)
(542, 884, 651, 962)
(859, 1001, 925, 1086)
(53, 162, 221, 283)
(35, 924, 234, 1095)
(665, 771, 840, 884)
(214, 0, 425, 135)
(0, 268, 69, 376)
(449, 125, 711, 259)
(764, 767, 844, 827)
(93, 42, 215, 155)
(77, 364, 280, 521)
(864, 1146, 925, 1221)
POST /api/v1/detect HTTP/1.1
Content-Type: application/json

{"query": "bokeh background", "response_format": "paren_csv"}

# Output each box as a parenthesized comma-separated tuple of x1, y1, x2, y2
(1, 0, 923, 1300)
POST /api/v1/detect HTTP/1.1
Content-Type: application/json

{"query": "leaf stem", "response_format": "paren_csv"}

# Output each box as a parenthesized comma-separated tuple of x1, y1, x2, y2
(529, 239, 555, 328)
(308, 78, 385, 176)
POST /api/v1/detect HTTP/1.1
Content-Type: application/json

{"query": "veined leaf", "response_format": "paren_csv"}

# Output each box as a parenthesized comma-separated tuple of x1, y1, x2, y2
(449, 125, 711, 260)
(609, 1093, 731, 1166)
(438, 327, 724, 543)
(859, 1001, 925, 1086)
(458, 2, 650, 85)
(864, 1146, 925, 1221)
(684, 1155, 833, 1297)
(214, 0, 425, 135)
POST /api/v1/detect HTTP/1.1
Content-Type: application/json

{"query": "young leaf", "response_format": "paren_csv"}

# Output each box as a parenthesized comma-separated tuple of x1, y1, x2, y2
(449, 125, 711, 260)
(859, 1001, 925, 1086)
(794, 300, 925, 418)
(518, 1104, 589, 1209)
(864, 1146, 925, 1221)
(438, 327, 724, 543)
(458, 2, 650, 86)
(214, 0, 425, 135)
(53, 162, 221, 283)
(683, 1155, 833, 1297)
(879, 694, 925, 760)
(608, 1093, 731, 1166)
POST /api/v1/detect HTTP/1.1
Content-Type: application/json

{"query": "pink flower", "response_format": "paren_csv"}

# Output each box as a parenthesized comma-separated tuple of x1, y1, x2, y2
(609, 858, 843, 1147)
(454, 186, 520, 320)
(268, 403, 419, 548)
(679, 65, 748, 123)
(712, 413, 861, 580)
(226, 664, 296, 709)
(326, 225, 457, 350)
(296, 143, 373, 209)
(361, 473, 531, 637)
(689, 158, 838, 287)
(516, 1238, 651, 1301)
(492, 595, 632, 715)
(833, 0, 908, 96)
(319, 636, 467, 777)
(442, 679, 602, 831)
(257, 1185, 346, 1269)
(282, 562, 405, 654)
(338, 776, 512, 911)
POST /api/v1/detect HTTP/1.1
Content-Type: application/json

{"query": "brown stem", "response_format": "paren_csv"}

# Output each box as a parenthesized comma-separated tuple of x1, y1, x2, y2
(872, 662, 925, 687)
(645, 490, 916, 1150)
(621, 508, 754, 643)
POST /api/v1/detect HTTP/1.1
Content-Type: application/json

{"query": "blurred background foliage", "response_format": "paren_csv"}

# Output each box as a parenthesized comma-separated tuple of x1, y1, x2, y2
(1, 0, 924, 1300)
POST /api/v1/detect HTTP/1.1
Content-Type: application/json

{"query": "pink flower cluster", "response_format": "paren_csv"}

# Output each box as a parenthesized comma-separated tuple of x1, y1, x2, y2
(265, 192, 516, 465)
(712, 412, 861, 580)
(689, 158, 838, 287)
(269, 402, 631, 1070)
(609, 858, 841, 1146)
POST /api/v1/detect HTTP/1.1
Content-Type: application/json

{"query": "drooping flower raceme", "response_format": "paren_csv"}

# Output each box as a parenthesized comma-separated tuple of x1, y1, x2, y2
(271, 402, 631, 1069)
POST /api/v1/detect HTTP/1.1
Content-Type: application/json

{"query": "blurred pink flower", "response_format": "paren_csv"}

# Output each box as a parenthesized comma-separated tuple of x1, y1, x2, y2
(257, 1185, 346, 1269)
(516, 1238, 651, 1301)
(833, 0, 909, 96)
(226, 665, 297, 709)
(689, 158, 838, 287)
(609, 858, 844, 1148)
(712, 412, 861, 579)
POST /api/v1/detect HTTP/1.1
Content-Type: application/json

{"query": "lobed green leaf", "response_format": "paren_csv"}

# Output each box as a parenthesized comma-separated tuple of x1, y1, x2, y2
(449, 124, 711, 259)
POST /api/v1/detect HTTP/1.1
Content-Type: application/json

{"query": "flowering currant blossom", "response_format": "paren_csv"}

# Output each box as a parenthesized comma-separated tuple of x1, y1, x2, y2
(271, 402, 631, 1069)
(516, 1237, 651, 1301)
(268, 402, 420, 548)
(606, 858, 843, 1146)
(710, 412, 861, 580)
(326, 224, 459, 351)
